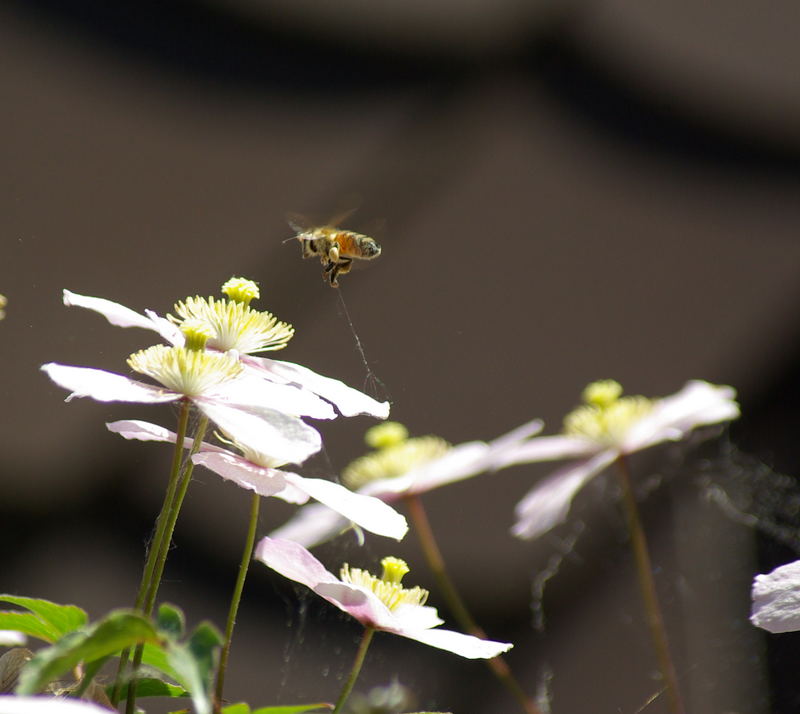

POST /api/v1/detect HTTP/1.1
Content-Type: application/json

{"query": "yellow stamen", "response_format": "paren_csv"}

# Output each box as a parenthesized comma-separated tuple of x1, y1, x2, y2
(340, 557, 428, 611)
(563, 380, 653, 445)
(221, 277, 260, 305)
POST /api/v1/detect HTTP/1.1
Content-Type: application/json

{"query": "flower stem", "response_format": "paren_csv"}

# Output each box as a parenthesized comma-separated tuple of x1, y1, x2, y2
(213, 491, 261, 714)
(403, 494, 542, 714)
(333, 627, 375, 714)
(111, 399, 192, 705)
(125, 413, 210, 714)
(616, 454, 685, 714)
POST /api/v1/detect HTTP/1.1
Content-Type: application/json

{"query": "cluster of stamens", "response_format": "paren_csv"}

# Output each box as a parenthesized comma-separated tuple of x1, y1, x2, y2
(563, 379, 653, 445)
(341, 422, 450, 490)
(171, 278, 294, 354)
(340, 557, 428, 611)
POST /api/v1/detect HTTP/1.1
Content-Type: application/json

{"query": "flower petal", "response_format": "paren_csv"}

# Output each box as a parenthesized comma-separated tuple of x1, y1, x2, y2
(248, 356, 390, 418)
(191, 452, 290, 498)
(491, 434, 598, 470)
(396, 627, 513, 659)
(63, 290, 182, 345)
(41, 364, 179, 404)
(198, 402, 321, 466)
(623, 380, 739, 453)
(283, 474, 408, 540)
(512, 449, 617, 540)
(0, 697, 113, 714)
(269, 503, 351, 546)
(0, 631, 26, 646)
(751, 560, 800, 633)
(220, 373, 336, 420)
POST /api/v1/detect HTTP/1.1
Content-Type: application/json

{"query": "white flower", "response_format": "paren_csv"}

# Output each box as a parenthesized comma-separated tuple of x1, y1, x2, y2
(63, 284, 388, 419)
(751, 560, 800, 633)
(495, 380, 740, 540)
(0, 631, 25, 646)
(254, 537, 513, 659)
(107, 419, 407, 541)
(0, 697, 111, 714)
(270, 418, 543, 547)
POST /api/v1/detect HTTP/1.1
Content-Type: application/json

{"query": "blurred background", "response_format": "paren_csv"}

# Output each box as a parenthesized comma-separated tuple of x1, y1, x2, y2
(3, 1, 800, 712)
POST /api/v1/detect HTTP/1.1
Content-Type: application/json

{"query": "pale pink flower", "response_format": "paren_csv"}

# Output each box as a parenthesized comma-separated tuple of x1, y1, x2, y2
(107, 420, 407, 541)
(494, 380, 739, 540)
(270, 418, 543, 547)
(254, 537, 513, 659)
(63, 287, 388, 419)
(0, 698, 111, 714)
(0, 631, 25, 646)
(751, 560, 800, 633)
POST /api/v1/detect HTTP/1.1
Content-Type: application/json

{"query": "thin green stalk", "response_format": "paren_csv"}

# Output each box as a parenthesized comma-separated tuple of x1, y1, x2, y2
(126, 414, 210, 714)
(616, 454, 685, 714)
(111, 399, 192, 704)
(213, 491, 261, 714)
(403, 494, 542, 714)
(333, 627, 375, 714)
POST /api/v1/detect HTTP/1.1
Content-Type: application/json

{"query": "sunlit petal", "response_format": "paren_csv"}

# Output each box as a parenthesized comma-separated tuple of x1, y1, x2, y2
(41, 364, 179, 404)
(751, 560, 800, 633)
(191, 452, 289, 498)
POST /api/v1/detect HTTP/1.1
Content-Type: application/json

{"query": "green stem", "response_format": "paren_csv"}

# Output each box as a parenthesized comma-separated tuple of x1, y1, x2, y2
(125, 413, 210, 714)
(403, 495, 542, 714)
(616, 454, 686, 714)
(112, 399, 192, 704)
(332, 627, 374, 714)
(213, 491, 261, 714)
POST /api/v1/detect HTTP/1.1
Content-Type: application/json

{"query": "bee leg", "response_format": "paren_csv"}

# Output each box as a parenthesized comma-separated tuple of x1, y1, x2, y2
(328, 259, 352, 287)
(329, 244, 340, 263)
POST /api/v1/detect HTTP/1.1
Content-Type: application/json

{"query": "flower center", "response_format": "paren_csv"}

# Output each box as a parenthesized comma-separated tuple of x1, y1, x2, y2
(171, 278, 294, 354)
(563, 379, 653, 445)
(340, 557, 428, 611)
(341, 422, 450, 490)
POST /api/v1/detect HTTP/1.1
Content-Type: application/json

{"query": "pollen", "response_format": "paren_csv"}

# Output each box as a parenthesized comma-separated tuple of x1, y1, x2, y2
(342, 434, 450, 490)
(365, 422, 409, 450)
(127, 344, 243, 397)
(340, 557, 428, 611)
(171, 295, 294, 354)
(563, 380, 652, 445)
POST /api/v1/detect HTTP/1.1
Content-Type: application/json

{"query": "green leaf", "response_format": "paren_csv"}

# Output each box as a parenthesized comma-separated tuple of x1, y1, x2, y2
(0, 595, 87, 643)
(164, 621, 222, 714)
(111, 676, 190, 699)
(221, 705, 333, 714)
(139, 641, 181, 683)
(157, 603, 185, 640)
(16, 610, 159, 694)
(0, 612, 59, 642)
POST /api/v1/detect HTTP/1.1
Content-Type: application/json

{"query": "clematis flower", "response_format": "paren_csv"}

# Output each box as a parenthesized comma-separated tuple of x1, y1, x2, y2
(107, 419, 407, 541)
(254, 537, 513, 659)
(0, 631, 25, 646)
(0, 697, 112, 714)
(492, 379, 739, 540)
(42, 321, 321, 466)
(751, 560, 800, 633)
(270, 418, 543, 546)
(63, 278, 388, 419)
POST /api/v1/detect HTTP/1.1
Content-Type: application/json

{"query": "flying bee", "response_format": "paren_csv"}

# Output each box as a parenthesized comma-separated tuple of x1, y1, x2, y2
(287, 210, 382, 287)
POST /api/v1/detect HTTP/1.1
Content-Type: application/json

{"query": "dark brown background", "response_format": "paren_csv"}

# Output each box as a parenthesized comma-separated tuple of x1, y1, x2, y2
(3, 2, 800, 712)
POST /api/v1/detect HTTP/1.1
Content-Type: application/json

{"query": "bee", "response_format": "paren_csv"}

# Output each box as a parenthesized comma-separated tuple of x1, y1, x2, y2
(287, 210, 381, 287)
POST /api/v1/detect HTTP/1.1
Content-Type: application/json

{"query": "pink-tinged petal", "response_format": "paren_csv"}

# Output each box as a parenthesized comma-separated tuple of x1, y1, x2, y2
(248, 356, 390, 418)
(361, 443, 491, 500)
(197, 402, 321, 466)
(284, 474, 408, 540)
(272, 482, 310, 504)
(491, 434, 598, 470)
(486, 418, 545, 451)
(399, 627, 513, 659)
(314, 583, 397, 629)
(512, 449, 617, 540)
(254, 537, 341, 590)
(0, 631, 25, 646)
(191, 452, 289, 498)
(220, 374, 336, 420)
(269, 503, 351, 546)
(0, 697, 113, 714)
(391, 603, 444, 630)
(62, 290, 182, 345)
(41, 364, 179, 404)
(751, 560, 800, 633)
(623, 381, 738, 453)
(106, 419, 228, 454)
(63, 290, 159, 331)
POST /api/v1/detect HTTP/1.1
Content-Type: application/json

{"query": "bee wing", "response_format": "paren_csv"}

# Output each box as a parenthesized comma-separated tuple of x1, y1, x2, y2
(286, 211, 315, 235)
(327, 206, 359, 228)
